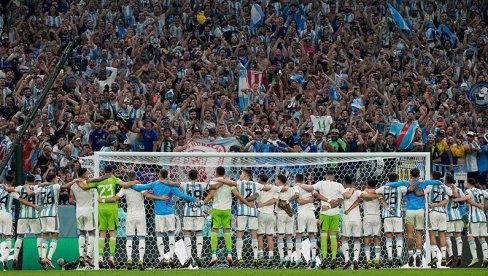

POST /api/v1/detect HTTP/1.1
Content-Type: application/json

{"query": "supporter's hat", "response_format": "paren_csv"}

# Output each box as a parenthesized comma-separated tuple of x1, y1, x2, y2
(330, 128, 339, 134)
(34, 175, 42, 182)
(467, 131, 475, 136)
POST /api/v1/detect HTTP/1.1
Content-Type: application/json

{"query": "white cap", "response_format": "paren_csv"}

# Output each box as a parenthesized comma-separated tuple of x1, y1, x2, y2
(461, 83, 468, 89)
(467, 131, 475, 136)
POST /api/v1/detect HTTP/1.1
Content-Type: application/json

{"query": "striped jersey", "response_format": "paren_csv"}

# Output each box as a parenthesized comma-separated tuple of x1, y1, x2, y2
(34, 184, 60, 217)
(236, 180, 264, 217)
(447, 188, 465, 221)
(0, 188, 19, 213)
(15, 185, 39, 219)
(376, 185, 407, 218)
(295, 184, 316, 213)
(466, 188, 487, 223)
(180, 181, 207, 217)
(71, 181, 94, 212)
(425, 185, 453, 213)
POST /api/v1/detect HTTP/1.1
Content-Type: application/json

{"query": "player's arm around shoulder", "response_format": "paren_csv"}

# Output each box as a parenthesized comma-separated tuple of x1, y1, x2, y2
(143, 190, 169, 201)
(98, 189, 122, 203)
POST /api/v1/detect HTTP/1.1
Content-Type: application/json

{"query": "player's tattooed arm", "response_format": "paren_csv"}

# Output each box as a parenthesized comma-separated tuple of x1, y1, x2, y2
(232, 189, 255, 208)
(203, 189, 216, 203)
(98, 195, 120, 203)
(314, 192, 328, 202)
(213, 177, 237, 186)
(17, 197, 40, 210)
(296, 196, 314, 205)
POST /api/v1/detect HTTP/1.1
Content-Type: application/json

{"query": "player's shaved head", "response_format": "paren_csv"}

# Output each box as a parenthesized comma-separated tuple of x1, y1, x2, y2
(188, 169, 198, 180)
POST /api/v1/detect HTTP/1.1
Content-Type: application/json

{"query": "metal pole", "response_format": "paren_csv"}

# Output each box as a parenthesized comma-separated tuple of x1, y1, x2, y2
(13, 142, 23, 270)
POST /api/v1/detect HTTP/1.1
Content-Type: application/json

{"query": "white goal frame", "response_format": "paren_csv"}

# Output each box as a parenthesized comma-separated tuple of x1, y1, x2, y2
(85, 151, 431, 269)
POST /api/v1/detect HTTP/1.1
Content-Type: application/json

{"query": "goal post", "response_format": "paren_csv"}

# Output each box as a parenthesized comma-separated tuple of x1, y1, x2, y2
(80, 151, 431, 269)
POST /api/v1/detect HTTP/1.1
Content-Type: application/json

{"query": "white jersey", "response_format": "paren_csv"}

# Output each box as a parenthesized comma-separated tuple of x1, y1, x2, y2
(180, 181, 207, 217)
(236, 180, 264, 217)
(312, 180, 345, 215)
(342, 188, 362, 221)
(257, 185, 281, 214)
(71, 181, 94, 212)
(466, 188, 487, 223)
(0, 188, 19, 213)
(376, 185, 407, 218)
(15, 185, 39, 219)
(117, 188, 145, 217)
(34, 184, 60, 217)
(447, 188, 464, 221)
(425, 184, 453, 213)
(295, 183, 316, 213)
(361, 190, 381, 217)
(211, 181, 234, 210)
(276, 186, 297, 215)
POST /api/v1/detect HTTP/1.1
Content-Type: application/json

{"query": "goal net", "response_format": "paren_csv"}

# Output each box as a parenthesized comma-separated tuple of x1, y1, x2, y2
(80, 152, 430, 269)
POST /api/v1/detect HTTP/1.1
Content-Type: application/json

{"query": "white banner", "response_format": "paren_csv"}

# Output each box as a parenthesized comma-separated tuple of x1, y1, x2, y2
(310, 115, 333, 134)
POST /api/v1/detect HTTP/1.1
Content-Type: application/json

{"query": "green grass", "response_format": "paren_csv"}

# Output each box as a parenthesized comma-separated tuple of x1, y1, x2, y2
(2, 269, 488, 276)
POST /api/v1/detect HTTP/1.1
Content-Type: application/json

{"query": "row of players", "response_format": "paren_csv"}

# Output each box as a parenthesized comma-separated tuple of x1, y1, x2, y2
(0, 166, 487, 271)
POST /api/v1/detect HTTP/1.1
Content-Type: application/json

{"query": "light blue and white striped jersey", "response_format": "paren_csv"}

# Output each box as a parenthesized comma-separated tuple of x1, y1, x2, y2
(236, 180, 264, 217)
(466, 188, 487, 223)
(447, 188, 464, 221)
(0, 189, 19, 213)
(425, 185, 453, 213)
(376, 185, 407, 218)
(15, 185, 39, 219)
(34, 184, 60, 217)
(180, 181, 207, 217)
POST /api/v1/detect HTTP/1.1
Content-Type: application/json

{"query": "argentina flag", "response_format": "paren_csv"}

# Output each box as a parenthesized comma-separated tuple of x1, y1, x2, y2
(389, 121, 419, 151)
(387, 2, 411, 36)
(238, 63, 263, 113)
(250, 4, 265, 32)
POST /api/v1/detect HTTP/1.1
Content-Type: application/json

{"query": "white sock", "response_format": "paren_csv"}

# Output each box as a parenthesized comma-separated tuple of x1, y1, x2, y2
(286, 239, 293, 259)
(481, 240, 488, 260)
(395, 237, 403, 258)
(416, 249, 422, 256)
(310, 238, 317, 260)
(37, 237, 43, 258)
(156, 236, 165, 259)
(14, 237, 23, 260)
(431, 245, 438, 259)
(375, 246, 381, 261)
(236, 238, 243, 259)
(196, 235, 203, 258)
(277, 239, 284, 259)
(469, 240, 477, 259)
(138, 238, 146, 261)
(184, 236, 192, 258)
(296, 238, 302, 260)
(268, 251, 274, 258)
(79, 235, 86, 257)
(364, 245, 371, 261)
(0, 241, 4, 262)
(48, 239, 57, 260)
(3, 238, 11, 262)
(456, 237, 463, 257)
(126, 237, 133, 261)
(446, 237, 453, 257)
(353, 240, 361, 261)
(441, 246, 447, 259)
(87, 235, 94, 259)
(168, 234, 175, 260)
(41, 240, 48, 259)
(252, 239, 258, 259)
(386, 238, 393, 259)
(342, 240, 350, 262)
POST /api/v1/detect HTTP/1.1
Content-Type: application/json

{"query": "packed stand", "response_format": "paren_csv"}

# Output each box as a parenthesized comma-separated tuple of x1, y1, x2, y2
(0, 0, 487, 200)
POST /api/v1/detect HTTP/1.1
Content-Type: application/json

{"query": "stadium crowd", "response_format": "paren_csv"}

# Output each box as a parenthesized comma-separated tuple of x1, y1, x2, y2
(0, 0, 488, 198)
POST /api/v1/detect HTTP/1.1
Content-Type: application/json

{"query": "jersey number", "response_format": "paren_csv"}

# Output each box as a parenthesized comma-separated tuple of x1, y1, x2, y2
(21, 192, 35, 204)
(245, 188, 253, 199)
(41, 191, 54, 205)
(0, 194, 8, 205)
(99, 185, 114, 197)
(432, 191, 443, 204)
(385, 192, 397, 205)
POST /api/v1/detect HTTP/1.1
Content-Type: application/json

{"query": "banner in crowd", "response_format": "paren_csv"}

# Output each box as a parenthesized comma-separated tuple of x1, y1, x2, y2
(185, 137, 241, 153)
(432, 164, 465, 176)
(389, 121, 419, 150)
(310, 115, 333, 134)
(238, 65, 263, 112)
(468, 82, 488, 110)
(372, 122, 389, 134)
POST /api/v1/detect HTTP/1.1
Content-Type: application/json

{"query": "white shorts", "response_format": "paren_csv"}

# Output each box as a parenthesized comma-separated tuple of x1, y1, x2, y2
(384, 217, 403, 233)
(236, 216, 258, 231)
(405, 209, 425, 230)
(76, 209, 96, 231)
(258, 212, 275, 235)
(40, 216, 59, 233)
(0, 211, 13, 236)
(363, 215, 381, 237)
(447, 220, 464, 233)
(126, 215, 147, 236)
(183, 217, 205, 232)
(468, 222, 488, 237)
(296, 211, 318, 234)
(155, 214, 176, 233)
(428, 212, 447, 231)
(17, 218, 41, 234)
(276, 213, 295, 235)
(342, 219, 362, 238)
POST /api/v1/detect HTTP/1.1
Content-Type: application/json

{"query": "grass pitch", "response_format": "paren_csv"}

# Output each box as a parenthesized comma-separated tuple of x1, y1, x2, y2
(1, 269, 488, 276)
